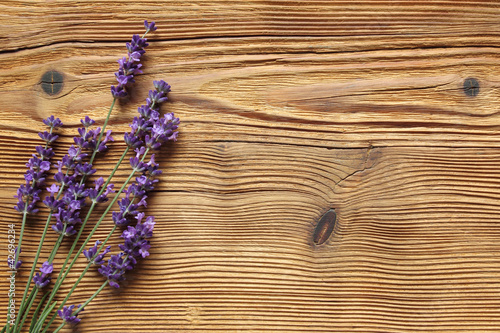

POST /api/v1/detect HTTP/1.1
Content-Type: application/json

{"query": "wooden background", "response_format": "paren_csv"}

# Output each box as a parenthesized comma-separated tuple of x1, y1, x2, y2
(1, 1, 500, 332)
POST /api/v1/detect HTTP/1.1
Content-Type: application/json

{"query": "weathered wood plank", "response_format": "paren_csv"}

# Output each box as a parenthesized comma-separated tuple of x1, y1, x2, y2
(3, 144, 500, 332)
(2, 39, 500, 147)
(2, 1, 500, 51)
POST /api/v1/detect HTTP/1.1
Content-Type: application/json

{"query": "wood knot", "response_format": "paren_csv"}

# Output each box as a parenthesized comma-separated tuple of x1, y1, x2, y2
(313, 208, 336, 245)
(463, 77, 479, 97)
(41, 71, 63, 96)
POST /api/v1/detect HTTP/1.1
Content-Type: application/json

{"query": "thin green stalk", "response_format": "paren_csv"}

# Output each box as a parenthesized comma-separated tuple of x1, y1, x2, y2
(47, 226, 67, 262)
(11, 290, 34, 333)
(32, 301, 57, 333)
(28, 291, 50, 333)
(47, 202, 96, 300)
(52, 322, 65, 333)
(77, 280, 109, 315)
(15, 288, 38, 333)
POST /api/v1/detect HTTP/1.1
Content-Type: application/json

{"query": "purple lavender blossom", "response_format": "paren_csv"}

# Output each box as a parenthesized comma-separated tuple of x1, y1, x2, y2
(87, 177, 115, 204)
(57, 304, 83, 325)
(99, 213, 155, 288)
(153, 79, 171, 94)
(33, 261, 53, 288)
(14, 116, 62, 215)
(75, 162, 96, 177)
(35, 146, 55, 160)
(119, 213, 155, 258)
(48, 117, 114, 238)
(97, 130, 114, 152)
(124, 80, 178, 151)
(110, 79, 177, 228)
(111, 22, 156, 99)
(73, 123, 113, 154)
(101, 79, 178, 287)
(80, 116, 95, 128)
(52, 199, 83, 237)
(83, 241, 111, 265)
(144, 20, 157, 32)
(42, 115, 63, 129)
(112, 153, 160, 227)
(38, 131, 59, 144)
(98, 253, 133, 288)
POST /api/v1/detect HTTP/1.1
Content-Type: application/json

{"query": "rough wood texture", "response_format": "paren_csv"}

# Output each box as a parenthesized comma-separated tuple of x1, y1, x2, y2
(1, 1, 500, 332)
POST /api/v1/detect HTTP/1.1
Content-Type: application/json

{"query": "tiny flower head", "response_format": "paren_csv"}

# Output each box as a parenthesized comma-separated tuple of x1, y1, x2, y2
(42, 115, 63, 129)
(153, 80, 171, 95)
(144, 20, 157, 32)
(58, 304, 83, 325)
(33, 261, 53, 288)
(80, 116, 95, 128)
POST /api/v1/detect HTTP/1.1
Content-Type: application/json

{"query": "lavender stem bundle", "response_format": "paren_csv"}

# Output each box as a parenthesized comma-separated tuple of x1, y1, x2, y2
(3, 20, 179, 333)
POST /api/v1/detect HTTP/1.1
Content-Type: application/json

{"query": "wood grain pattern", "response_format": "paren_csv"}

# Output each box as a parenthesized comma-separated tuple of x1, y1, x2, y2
(1, 1, 500, 332)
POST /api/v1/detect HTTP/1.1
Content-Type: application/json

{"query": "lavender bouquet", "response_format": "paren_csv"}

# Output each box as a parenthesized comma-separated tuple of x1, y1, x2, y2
(3, 21, 179, 333)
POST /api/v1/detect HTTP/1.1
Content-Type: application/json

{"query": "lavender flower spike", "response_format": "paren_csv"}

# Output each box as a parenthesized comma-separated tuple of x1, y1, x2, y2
(144, 20, 157, 32)
(15, 116, 62, 215)
(111, 22, 156, 99)
(83, 240, 111, 265)
(42, 115, 63, 129)
(99, 213, 156, 288)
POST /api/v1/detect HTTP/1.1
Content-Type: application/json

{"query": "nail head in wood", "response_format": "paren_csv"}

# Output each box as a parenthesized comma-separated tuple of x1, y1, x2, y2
(313, 208, 336, 245)
(41, 71, 63, 96)
(463, 77, 479, 97)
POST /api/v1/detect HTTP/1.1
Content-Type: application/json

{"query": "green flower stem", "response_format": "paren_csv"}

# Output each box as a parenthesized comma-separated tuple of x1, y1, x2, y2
(28, 291, 50, 333)
(32, 301, 57, 333)
(78, 280, 109, 315)
(48, 202, 96, 298)
(52, 322, 64, 333)
(47, 225, 67, 263)
(15, 288, 38, 333)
